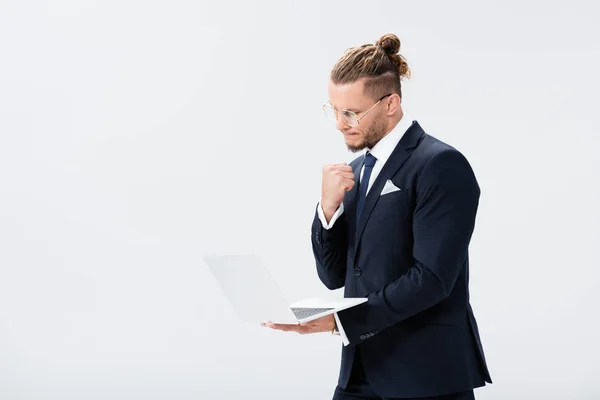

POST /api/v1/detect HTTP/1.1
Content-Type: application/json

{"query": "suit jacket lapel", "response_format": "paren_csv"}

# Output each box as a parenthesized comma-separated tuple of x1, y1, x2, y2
(343, 157, 362, 246)
(354, 121, 424, 251)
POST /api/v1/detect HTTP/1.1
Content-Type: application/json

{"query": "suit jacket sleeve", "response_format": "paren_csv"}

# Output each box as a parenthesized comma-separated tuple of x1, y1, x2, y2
(337, 149, 481, 345)
(311, 203, 348, 290)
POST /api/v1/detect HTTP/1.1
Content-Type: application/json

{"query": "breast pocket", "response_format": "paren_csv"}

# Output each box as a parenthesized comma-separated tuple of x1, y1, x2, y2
(377, 186, 410, 206)
(379, 187, 407, 199)
(374, 187, 413, 224)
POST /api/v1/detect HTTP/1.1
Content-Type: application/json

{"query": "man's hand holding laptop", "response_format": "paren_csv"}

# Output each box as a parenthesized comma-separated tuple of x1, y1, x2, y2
(262, 314, 335, 335)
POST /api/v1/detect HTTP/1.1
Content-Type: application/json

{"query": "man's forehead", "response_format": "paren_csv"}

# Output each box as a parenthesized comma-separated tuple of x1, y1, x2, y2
(328, 80, 367, 109)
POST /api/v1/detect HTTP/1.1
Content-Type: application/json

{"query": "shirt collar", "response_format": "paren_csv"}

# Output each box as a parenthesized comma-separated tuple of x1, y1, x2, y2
(366, 113, 412, 164)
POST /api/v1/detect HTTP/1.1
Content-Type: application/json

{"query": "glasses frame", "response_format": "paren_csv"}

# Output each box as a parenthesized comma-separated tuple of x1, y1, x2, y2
(322, 93, 392, 127)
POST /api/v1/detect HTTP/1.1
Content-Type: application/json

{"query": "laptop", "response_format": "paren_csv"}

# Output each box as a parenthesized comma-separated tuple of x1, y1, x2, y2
(204, 253, 367, 325)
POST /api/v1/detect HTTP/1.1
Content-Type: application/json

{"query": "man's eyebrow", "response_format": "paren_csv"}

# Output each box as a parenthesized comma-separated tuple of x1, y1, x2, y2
(330, 102, 359, 112)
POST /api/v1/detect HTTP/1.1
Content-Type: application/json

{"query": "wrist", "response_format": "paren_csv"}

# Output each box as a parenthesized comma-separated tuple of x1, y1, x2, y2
(321, 202, 339, 218)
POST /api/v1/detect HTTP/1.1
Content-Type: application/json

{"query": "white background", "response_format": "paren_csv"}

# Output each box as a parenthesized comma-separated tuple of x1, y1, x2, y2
(1, 1, 599, 399)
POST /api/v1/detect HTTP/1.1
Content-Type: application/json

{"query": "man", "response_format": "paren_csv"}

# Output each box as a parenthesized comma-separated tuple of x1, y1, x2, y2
(263, 33, 492, 399)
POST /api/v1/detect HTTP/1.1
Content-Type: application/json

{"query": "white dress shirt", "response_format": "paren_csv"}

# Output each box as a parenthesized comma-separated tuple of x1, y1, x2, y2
(317, 113, 413, 345)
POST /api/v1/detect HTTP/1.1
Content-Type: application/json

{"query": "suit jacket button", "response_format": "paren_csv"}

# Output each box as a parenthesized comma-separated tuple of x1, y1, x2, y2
(354, 268, 362, 277)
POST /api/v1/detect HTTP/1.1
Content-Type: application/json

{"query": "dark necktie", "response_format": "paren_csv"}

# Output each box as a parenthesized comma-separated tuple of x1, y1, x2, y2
(356, 152, 377, 220)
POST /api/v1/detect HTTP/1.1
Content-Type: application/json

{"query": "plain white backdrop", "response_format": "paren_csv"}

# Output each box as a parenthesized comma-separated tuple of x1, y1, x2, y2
(1, 1, 599, 399)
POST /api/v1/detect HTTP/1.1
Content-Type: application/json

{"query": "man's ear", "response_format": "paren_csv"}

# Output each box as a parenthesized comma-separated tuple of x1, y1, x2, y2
(386, 94, 401, 115)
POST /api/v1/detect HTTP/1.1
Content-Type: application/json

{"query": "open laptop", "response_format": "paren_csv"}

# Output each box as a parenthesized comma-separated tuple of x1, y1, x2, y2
(204, 253, 367, 325)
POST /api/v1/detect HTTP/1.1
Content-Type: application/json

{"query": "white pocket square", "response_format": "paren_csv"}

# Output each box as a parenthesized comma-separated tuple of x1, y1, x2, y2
(381, 179, 401, 196)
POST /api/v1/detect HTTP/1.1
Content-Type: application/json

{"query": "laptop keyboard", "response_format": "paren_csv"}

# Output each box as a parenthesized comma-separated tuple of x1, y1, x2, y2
(290, 308, 334, 319)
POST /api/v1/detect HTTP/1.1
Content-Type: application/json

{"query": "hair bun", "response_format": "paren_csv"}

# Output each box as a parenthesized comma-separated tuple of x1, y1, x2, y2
(376, 33, 401, 55)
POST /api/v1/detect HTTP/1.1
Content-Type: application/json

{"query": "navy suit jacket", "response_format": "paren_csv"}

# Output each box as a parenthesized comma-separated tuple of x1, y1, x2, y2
(311, 121, 492, 398)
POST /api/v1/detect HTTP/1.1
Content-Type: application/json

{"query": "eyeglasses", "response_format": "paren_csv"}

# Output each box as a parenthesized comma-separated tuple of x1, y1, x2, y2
(322, 94, 392, 127)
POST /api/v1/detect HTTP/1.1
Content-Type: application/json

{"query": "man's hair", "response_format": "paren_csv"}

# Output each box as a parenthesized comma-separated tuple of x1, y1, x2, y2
(330, 33, 411, 100)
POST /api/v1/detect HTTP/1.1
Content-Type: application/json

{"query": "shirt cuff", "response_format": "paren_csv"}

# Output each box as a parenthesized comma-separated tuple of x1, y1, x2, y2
(334, 312, 350, 346)
(317, 201, 345, 230)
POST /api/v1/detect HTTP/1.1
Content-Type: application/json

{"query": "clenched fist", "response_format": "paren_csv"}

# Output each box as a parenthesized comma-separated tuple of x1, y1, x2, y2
(321, 163, 355, 221)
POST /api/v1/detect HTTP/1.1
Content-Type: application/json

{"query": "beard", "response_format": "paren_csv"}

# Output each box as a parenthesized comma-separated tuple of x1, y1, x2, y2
(346, 118, 387, 153)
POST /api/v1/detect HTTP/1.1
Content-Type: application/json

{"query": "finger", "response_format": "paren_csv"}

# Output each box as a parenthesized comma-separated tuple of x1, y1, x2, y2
(269, 321, 310, 332)
(330, 165, 353, 173)
(325, 162, 348, 168)
(300, 318, 327, 327)
(343, 179, 355, 191)
(265, 322, 302, 332)
(334, 171, 355, 180)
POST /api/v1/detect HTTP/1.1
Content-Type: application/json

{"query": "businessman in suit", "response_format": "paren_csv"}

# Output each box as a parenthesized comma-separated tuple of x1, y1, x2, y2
(263, 33, 492, 399)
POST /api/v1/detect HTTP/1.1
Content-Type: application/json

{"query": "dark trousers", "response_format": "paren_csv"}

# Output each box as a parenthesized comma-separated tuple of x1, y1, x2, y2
(332, 349, 475, 400)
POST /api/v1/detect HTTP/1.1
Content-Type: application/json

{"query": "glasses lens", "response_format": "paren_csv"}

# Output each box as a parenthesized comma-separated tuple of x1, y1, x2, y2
(323, 104, 337, 121)
(341, 110, 358, 127)
(322, 104, 358, 126)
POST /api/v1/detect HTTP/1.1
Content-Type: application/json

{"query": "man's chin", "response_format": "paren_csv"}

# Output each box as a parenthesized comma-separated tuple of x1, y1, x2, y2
(346, 144, 365, 153)
(345, 138, 365, 153)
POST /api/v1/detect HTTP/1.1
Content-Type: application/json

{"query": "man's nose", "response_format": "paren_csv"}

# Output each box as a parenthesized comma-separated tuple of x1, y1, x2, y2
(335, 113, 349, 131)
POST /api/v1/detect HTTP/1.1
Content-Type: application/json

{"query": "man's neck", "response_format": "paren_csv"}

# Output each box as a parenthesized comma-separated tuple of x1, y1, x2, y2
(382, 110, 404, 138)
